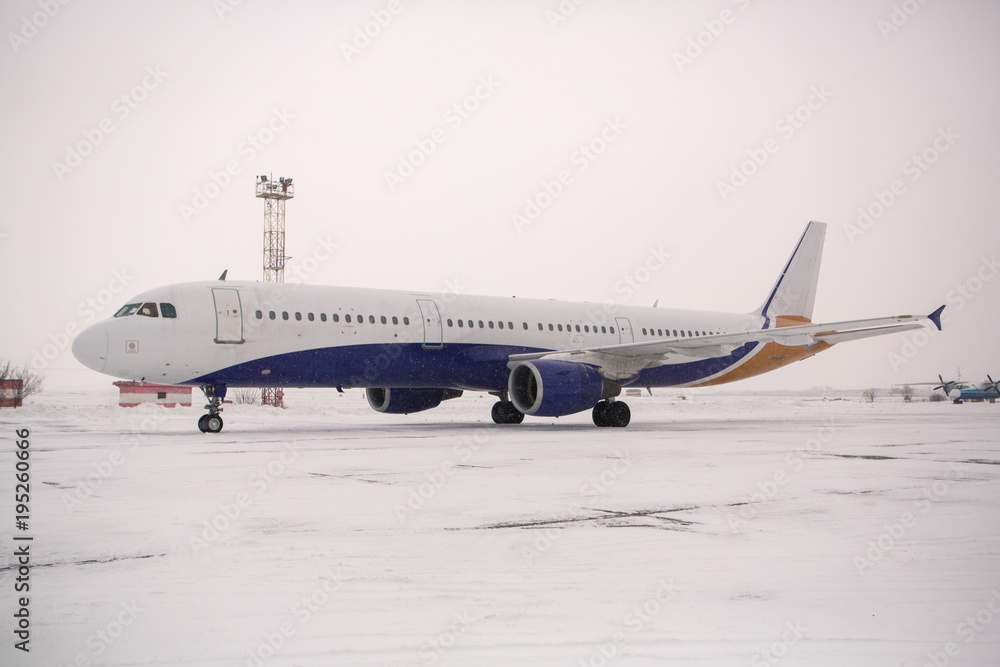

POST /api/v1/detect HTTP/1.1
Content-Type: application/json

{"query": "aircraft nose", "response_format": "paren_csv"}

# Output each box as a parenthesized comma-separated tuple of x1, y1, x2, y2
(72, 323, 108, 373)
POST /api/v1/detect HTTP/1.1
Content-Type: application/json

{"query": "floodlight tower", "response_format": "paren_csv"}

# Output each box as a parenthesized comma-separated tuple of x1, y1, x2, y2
(256, 174, 294, 407)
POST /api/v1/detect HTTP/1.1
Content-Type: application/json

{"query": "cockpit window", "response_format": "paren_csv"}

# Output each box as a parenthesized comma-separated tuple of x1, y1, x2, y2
(114, 303, 141, 317)
(137, 303, 159, 318)
(160, 303, 177, 318)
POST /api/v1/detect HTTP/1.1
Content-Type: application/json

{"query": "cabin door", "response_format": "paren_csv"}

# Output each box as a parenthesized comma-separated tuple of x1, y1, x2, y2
(615, 317, 634, 344)
(416, 299, 443, 349)
(212, 288, 245, 344)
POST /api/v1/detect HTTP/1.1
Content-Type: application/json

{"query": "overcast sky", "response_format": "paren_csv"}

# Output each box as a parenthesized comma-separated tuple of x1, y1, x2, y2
(2, 0, 998, 392)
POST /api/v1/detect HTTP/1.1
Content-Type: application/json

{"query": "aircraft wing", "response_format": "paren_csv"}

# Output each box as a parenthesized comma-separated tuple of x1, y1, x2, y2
(507, 307, 944, 379)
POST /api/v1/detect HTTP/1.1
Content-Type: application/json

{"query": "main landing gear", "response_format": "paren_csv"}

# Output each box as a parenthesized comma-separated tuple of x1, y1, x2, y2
(198, 385, 226, 433)
(491, 399, 524, 425)
(593, 399, 630, 428)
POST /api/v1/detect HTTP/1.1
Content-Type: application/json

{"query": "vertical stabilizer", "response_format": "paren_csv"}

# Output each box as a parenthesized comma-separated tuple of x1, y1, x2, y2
(756, 221, 826, 320)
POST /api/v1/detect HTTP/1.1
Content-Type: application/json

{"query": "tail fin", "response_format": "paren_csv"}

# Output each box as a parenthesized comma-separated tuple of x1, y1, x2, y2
(755, 221, 826, 321)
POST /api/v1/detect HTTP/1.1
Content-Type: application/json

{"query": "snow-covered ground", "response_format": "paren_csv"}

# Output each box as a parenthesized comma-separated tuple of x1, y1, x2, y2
(2, 389, 999, 666)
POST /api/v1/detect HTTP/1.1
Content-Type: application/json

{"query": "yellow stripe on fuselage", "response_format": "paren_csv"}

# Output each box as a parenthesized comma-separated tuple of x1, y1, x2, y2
(689, 315, 833, 387)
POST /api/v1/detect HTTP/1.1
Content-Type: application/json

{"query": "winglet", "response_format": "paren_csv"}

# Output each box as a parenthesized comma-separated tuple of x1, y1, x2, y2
(218, 269, 228, 281)
(927, 304, 945, 331)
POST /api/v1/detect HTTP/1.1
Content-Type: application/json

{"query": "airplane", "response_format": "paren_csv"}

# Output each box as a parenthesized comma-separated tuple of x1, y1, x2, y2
(916, 374, 999, 403)
(71, 221, 945, 432)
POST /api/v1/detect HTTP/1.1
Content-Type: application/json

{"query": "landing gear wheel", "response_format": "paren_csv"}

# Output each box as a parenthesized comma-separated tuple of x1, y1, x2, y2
(593, 401, 630, 427)
(610, 401, 630, 428)
(198, 385, 226, 433)
(592, 402, 610, 427)
(492, 401, 524, 425)
(204, 414, 224, 433)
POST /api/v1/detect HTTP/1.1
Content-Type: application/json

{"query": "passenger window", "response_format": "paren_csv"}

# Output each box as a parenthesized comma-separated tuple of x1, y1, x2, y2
(658, 329, 663, 336)
(345, 314, 352, 323)
(575, 325, 580, 332)
(295, 312, 302, 321)
(138, 303, 159, 317)
(548, 324, 554, 331)
(308, 313, 315, 321)
(282, 312, 289, 320)
(537, 323, 543, 330)
(488, 321, 494, 329)
(642, 328, 647, 335)
(467, 320, 473, 328)
(114, 303, 141, 317)
(160, 303, 177, 318)
(508, 322, 513, 330)
(610, 327, 615, 334)
(601, 326, 607, 333)
(478, 320, 484, 328)
(392, 316, 398, 325)
(447, 319, 453, 327)
(357, 314, 363, 324)
(404, 317, 410, 325)
(458, 319, 464, 328)
(369, 316, 375, 324)
(557, 324, 563, 332)
(332, 313, 340, 322)
(321, 313, 327, 322)
(381, 316, 387, 324)
(269, 311, 276, 320)
(498, 321, 504, 329)
(256, 310, 263, 319)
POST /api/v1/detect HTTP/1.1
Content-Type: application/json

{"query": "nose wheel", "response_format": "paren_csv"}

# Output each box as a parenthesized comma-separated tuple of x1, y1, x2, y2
(198, 385, 226, 433)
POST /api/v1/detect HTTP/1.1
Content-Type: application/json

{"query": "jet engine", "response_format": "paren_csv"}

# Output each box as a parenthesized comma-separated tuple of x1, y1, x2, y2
(508, 359, 616, 417)
(365, 387, 463, 414)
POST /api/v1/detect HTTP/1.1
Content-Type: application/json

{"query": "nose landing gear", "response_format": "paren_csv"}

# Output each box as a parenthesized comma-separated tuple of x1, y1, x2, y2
(198, 385, 226, 433)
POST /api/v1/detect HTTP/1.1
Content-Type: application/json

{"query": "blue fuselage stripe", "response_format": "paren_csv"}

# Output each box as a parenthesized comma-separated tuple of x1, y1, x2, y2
(184, 341, 759, 391)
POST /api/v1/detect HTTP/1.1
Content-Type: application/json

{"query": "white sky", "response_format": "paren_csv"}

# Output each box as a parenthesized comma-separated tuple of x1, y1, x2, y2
(1, 0, 998, 391)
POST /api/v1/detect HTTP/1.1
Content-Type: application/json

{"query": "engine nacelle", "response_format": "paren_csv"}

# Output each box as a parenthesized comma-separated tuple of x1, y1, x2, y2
(366, 387, 463, 414)
(508, 360, 609, 417)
